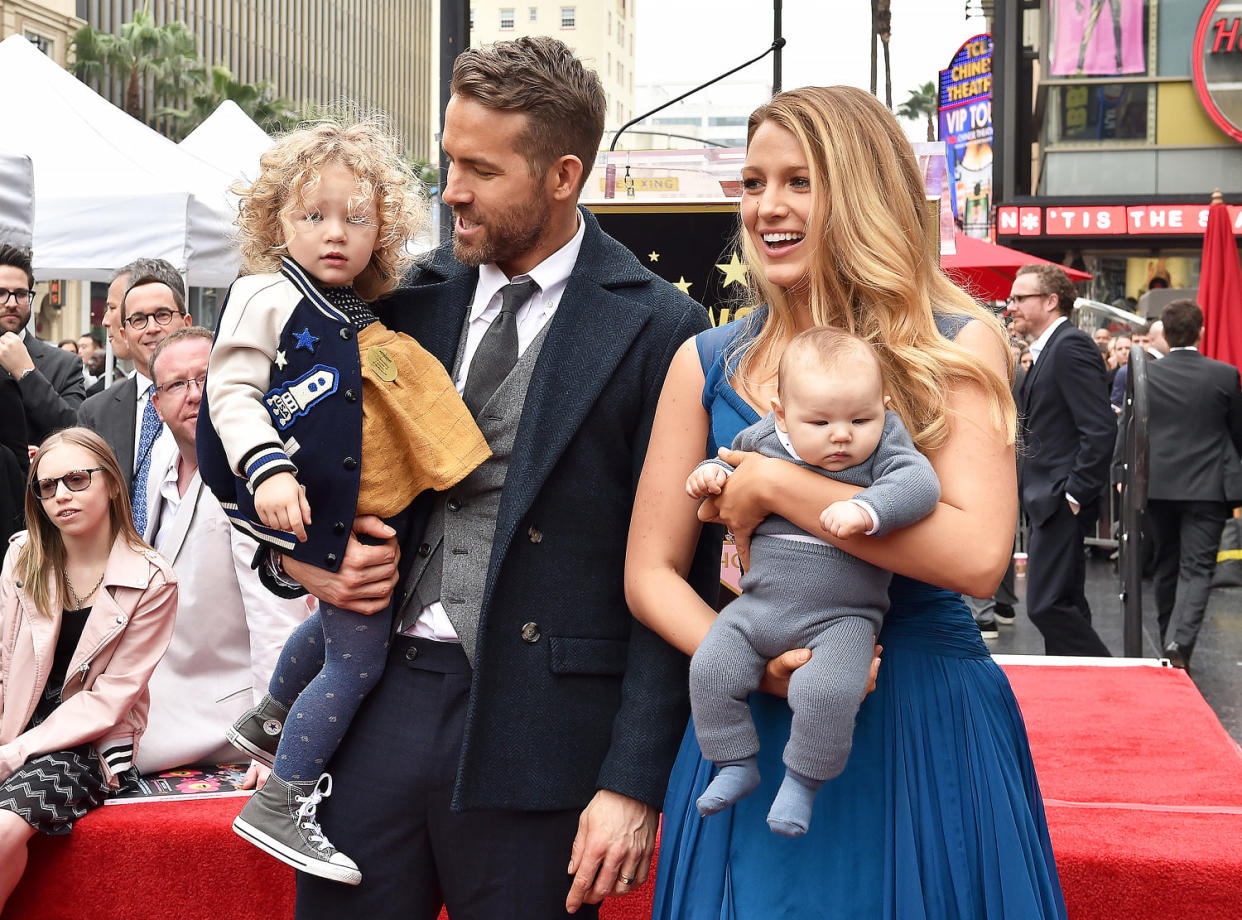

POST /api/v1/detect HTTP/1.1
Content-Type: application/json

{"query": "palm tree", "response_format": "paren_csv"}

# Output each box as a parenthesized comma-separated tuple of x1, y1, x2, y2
(898, 81, 938, 141)
(160, 65, 298, 140)
(876, 0, 893, 109)
(70, 10, 205, 123)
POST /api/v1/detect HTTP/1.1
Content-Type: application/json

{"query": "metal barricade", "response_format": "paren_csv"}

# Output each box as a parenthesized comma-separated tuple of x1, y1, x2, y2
(1118, 345, 1150, 659)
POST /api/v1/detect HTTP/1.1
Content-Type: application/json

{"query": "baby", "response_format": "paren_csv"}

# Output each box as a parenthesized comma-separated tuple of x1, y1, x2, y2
(686, 325, 940, 837)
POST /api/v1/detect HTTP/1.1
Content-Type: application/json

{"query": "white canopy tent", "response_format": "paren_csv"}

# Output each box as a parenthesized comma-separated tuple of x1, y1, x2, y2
(0, 35, 240, 286)
(179, 99, 273, 187)
(0, 152, 33, 250)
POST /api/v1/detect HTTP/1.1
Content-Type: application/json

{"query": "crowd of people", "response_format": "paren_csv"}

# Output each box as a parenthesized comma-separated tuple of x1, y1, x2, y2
(0, 33, 1236, 920)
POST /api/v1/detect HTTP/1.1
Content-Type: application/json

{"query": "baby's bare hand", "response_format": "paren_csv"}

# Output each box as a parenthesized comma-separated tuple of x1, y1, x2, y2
(254, 472, 312, 542)
(819, 501, 871, 539)
(686, 466, 729, 500)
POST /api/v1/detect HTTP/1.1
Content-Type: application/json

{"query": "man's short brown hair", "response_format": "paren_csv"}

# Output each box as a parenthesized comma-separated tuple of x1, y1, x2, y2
(1015, 264, 1079, 317)
(450, 36, 605, 194)
(149, 325, 213, 385)
(1160, 299, 1203, 349)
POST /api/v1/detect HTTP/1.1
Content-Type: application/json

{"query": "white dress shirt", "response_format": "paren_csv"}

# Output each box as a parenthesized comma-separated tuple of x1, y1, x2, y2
(405, 216, 587, 641)
(1027, 315, 1068, 365)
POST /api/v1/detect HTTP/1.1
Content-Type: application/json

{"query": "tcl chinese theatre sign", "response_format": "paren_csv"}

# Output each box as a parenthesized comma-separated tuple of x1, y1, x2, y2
(1194, 0, 1242, 143)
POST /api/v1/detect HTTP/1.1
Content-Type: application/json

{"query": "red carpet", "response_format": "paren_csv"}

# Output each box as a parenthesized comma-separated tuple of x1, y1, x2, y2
(7, 664, 1242, 919)
(1006, 663, 1242, 920)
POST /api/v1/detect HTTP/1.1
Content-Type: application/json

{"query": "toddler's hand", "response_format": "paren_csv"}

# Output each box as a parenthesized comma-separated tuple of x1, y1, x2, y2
(255, 471, 312, 542)
(686, 465, 730, 500)
(819, 501, 872, 539)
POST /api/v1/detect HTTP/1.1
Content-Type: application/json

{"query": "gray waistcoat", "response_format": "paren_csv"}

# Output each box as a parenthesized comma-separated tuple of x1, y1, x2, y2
(397, 318, 551, 664)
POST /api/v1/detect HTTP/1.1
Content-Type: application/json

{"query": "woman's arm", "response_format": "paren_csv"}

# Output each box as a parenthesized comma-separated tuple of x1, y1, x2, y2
(624, 338, 719, 657)
(702, 321, 1017, 598)
(0, 559, 178, 779)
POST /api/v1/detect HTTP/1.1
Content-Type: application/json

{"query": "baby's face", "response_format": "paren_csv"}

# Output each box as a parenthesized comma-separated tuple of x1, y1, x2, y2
(775, 366, 887, 472)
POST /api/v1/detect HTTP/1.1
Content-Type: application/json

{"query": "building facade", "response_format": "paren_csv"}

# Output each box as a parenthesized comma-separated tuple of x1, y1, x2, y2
(631, 79, 770, 150)
(994, 0, 1242, 309)
(1, 0, 82, 67)
(76, 0, 434, 156)
(468, 0, 635, 136)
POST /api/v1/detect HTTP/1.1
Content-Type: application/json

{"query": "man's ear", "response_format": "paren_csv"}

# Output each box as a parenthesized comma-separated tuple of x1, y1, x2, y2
(549, 155, 584, 202)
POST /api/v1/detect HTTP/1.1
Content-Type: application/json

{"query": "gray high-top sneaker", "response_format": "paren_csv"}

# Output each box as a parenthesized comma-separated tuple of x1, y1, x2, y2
(226, 693, 288, 767)
(233, 773, 361, 885)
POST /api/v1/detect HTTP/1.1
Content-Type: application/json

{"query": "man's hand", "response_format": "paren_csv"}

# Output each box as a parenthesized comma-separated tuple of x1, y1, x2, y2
(0, 332, 35, 378)
(254, 472, 311, 542)
(820, 500, 873, 539)
(565, 790, 658, 914)
(686, 464, 729, 500)
(1067, 497, 1081, 516)
(281, 516, 399, 614)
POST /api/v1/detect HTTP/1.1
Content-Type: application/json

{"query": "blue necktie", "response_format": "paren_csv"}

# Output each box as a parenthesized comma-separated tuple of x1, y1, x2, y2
(131, 387, 161, 533)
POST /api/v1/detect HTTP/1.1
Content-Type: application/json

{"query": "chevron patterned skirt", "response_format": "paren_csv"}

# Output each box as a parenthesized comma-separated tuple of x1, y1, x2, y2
(0, 744, 111, 835)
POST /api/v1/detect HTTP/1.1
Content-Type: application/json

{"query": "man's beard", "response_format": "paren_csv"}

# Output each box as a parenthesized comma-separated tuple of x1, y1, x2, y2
(452, 192, 550, 269)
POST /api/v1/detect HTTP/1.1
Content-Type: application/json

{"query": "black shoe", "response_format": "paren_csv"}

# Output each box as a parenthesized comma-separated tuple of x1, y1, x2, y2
(974, 611, 998, 640)
(993, 603, 1016, 625)
(1163, 642, 1191, 670)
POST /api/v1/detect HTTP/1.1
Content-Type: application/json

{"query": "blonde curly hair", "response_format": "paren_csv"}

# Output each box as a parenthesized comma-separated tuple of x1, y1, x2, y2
(233, 117, 428, 302)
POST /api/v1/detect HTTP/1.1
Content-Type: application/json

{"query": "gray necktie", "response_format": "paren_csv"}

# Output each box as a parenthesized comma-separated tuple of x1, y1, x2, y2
(463, 279, 538, 417)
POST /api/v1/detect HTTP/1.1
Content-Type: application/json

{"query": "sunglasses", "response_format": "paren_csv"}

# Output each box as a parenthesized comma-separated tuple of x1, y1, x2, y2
(31, 467, 106, 501)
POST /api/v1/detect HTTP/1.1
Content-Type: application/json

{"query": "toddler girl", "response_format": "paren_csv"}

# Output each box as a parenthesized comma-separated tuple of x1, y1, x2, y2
(197, 119, 489, 884)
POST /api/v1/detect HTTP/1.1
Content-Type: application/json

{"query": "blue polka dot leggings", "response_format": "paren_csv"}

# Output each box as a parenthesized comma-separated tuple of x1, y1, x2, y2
(265, 601, 391, 783)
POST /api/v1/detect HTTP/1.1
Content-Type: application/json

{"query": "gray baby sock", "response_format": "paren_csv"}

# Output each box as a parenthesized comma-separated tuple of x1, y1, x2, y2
(767, 767, 825, 837)
(696, 757, 761, 817)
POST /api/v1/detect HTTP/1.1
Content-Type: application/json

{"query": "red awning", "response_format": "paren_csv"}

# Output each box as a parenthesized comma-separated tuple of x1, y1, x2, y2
(941, 231, 1092, 302)
(1199, 194, 1242, 371)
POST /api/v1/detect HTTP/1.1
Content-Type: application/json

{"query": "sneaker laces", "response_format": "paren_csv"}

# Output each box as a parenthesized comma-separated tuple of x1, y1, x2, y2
(294, 774, 338, 854)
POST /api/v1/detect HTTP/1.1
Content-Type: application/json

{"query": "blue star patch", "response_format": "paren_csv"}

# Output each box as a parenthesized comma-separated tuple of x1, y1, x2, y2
(292, 327, 319, 353)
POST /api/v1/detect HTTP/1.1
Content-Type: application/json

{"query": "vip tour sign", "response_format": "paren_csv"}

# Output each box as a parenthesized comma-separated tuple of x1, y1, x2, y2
(938, 34, 993, 239)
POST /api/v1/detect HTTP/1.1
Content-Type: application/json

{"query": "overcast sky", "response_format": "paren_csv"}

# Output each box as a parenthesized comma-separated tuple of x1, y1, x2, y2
(635, 0, 988, 131)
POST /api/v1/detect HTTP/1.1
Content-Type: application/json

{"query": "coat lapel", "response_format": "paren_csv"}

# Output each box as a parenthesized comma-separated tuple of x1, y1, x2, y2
(1022, 320, 1069, 409)
(157, 474, 203, 565)
(491, 211, 654, 570)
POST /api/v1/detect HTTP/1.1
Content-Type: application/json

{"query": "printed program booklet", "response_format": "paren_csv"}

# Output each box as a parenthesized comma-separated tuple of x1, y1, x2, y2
(104, 764, 254, 805)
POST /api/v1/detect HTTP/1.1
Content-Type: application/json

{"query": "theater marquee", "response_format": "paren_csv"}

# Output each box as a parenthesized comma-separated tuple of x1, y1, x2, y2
(997, 203, 1242, 237)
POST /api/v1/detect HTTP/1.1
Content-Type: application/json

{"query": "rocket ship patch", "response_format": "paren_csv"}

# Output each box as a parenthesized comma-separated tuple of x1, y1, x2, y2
(264, 365, 339, 430)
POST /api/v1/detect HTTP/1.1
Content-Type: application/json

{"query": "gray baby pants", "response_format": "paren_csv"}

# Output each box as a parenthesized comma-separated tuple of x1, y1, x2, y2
(690, 534, 885, 782)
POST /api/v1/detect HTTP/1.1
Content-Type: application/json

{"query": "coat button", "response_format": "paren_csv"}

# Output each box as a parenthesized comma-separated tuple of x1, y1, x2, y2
(528, 526, 543, 544)
(344, 389, 358, 403)
(343, 457, 358, 471)
(339, 327, 353, 340)
(521, 622, 541, 643)
(405, 645, 419, 661)
(324, 553, 338, 566)
(447, 497, 462, 512)
(418, 542, 432, 557)
(332, 521, 346, 535)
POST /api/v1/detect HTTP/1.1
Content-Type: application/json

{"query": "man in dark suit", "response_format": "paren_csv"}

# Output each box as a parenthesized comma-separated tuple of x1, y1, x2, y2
(1011, 264, 1115, 656)
(0, 244, 84, 445)
(269, 38, 717, 920)
(1118, 300, 1242, 668)
(77, 260, 190, 529)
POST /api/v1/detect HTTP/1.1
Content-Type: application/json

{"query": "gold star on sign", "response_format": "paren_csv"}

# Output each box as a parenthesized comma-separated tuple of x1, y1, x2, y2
(715, 252, 749, 288)
(648, 251, 660, 262)
(673, 276, 692, 295)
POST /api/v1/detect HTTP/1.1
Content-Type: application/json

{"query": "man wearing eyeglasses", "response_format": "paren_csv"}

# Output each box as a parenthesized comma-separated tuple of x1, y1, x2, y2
(135, 326, 310, 779)
(1009, 264, 1115, 656)
(78, 265, 191, 532)
(0, 244, 85, 445)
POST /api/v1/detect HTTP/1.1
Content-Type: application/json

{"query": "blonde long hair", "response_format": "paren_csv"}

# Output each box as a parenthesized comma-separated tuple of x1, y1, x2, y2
(17, 428, 146, 618)
(734, 86, 1015, 452)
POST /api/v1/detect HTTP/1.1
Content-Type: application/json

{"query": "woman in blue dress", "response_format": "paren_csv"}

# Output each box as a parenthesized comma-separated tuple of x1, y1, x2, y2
(624, 86, 1067, 919)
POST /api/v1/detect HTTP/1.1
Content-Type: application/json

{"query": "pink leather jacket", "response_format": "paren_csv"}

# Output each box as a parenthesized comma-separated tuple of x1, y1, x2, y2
(0, 531, 177, 787)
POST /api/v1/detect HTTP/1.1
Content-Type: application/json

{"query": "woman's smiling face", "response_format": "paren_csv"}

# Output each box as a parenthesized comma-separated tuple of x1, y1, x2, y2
(741, 120, 814, 295)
